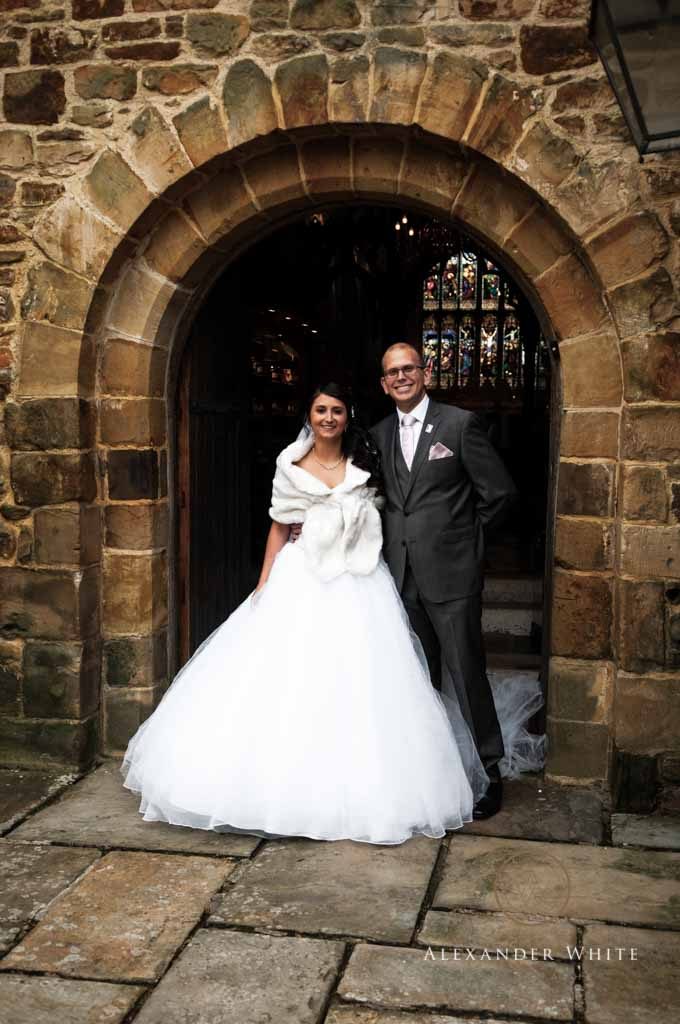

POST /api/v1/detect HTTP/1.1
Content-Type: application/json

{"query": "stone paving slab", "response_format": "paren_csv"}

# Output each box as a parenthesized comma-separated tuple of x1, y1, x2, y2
(10, 761, 260, 857)
(327, 1008, 518, 1024)
(0, 840, 99, 954)
(337, 942, 574, 1020)
(434, 834, 680, 929)
(0, 973, 145, 1024)
(0, 850, 235, 982)
(417, 908, 578, 957)
(581, 922, 680, 1023)
(134, 927, 345, 1024)
(209, 835, 440, 942)
(611, 812, 680, 851)
(0, 767, 80, 834)
(461, 776, 604, 845)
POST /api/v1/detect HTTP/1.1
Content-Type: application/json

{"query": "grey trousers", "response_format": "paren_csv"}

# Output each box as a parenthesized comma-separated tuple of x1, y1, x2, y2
(401, 558, 504, 776)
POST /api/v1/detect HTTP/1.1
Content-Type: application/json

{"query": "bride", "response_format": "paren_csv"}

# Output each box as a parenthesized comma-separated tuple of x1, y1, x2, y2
(121, 382, 545, 845)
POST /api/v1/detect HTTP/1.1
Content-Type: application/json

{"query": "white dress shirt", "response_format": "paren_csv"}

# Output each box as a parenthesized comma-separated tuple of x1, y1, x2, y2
(398, 393, 430, 464)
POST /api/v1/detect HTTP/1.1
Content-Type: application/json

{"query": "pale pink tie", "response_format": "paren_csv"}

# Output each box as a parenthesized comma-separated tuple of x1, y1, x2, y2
(400, 413, 417, 471)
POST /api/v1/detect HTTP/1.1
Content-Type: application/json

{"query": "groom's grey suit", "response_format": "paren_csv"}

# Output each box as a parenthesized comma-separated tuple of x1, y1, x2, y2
(370, 398, 518, 773)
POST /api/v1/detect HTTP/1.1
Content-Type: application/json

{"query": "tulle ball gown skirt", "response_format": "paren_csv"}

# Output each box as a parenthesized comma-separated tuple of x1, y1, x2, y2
(121, 538, 506, 845)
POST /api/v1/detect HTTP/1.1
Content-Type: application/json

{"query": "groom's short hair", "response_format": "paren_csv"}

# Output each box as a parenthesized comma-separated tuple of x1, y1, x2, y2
(381, 342, 422, 373)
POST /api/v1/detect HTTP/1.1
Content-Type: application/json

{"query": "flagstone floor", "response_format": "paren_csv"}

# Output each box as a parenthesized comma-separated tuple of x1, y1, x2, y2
(1, 760, 679, 1024)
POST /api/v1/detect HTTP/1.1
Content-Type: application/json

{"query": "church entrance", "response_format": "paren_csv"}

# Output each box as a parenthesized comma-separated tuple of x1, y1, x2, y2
(176, 204, 553, 679)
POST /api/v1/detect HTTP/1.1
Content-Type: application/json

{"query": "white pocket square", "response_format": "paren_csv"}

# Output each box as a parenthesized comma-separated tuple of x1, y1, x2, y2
(429, 442, 454, 460)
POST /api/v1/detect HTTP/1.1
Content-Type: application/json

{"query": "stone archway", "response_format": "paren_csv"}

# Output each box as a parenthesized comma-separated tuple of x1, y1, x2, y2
(8, 51, 666, 787)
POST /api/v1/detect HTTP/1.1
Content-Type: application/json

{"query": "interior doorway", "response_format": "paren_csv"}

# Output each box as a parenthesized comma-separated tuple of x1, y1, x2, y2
(176, 205, 552, 668)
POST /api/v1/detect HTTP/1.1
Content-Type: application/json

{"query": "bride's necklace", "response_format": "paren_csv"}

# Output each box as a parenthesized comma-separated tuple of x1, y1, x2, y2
(311, 445, 345, 471)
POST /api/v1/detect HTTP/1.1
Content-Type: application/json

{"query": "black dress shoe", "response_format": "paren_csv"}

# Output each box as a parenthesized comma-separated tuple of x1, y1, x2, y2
(472, 777, 503, 820)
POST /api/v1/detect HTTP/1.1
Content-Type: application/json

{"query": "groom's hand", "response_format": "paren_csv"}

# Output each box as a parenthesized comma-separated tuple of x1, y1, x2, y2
(289, 523, 302, 543)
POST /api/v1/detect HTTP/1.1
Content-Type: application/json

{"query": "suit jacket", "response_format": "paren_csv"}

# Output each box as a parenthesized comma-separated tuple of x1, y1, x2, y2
(370, 399, 518, 602)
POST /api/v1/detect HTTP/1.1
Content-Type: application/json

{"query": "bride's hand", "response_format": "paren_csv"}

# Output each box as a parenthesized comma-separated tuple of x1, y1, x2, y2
(289, 523, 302, 543)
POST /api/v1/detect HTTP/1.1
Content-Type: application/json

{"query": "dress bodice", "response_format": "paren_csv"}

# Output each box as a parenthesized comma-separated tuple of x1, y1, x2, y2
(269, 432, 384, 582)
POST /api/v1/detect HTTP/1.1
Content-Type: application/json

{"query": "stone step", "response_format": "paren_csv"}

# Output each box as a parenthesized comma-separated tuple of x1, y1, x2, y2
(486, 650, 542, 671)
(482, 602, 543, 636)
(483, 574, 543, 604)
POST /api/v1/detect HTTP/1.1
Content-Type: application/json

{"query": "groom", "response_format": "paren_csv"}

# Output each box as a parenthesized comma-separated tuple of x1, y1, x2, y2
(370, 343, 518, 819)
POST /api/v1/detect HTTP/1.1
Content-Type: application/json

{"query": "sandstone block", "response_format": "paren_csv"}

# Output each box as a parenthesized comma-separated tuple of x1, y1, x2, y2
(622, 464, 667, 522)
(466, 73, 536, 163)
(292, 0, 360, 29)
(0, 130, 33, 170)
(143, 211, 208, 284)
(513, 121, 578, 190)
(559, 333, 622, 408)
(101, 399, 166, 447)
(5, 398, 94, 451)
(551, 569, 612, 659)
(74, 0, 124, 16)
(3, 70, 66, 125)
(23, 639, 99, 719)
(32, 195, 122, 281)
(242, 146, 306, 211)
(11, 453, 97, 507)
(34, 505, 101, 566)
(173, 97, 229, 167)
(19, 322, 95, 398)
(548, 656, 613, 724)
(621, 524, 680, 581)
(416, 51, 487, 143)
(84, 150, 154, 238)
(107, 265, 178, 343)
(102, 18, 160, 42)
(399, 140, 468, 210)
(329, 53, 369, 122)
(100, 338, 167, 398)
(621, 332, 680, 403)
(537, 255, 608, 340)
(300, 137, 351, 197)
(453, 161, 535, 252)
(106, 449, 160, 501)
(609, 267, 676, 340)
(617, 578, 665, 672)
(186, 12, 250, 55)
(461, 0, 533, 16)
(128, 106, 192, 194)
(369, 46, 426, 125)
(103, 684, 164, 751)
(520, 24, 596, 75)
(275, 55, 329, 129)
(555, 516, 613, 571)
(353, 137, 403, 195)
(74, 65, 136, 103)
(103, 550, 168, 635)
(250, 0, 288, 31)
(622, 406, 680, 461)
(0, 639, 21, 713)
(546, 717, 610, 780)
(104, 632, 167, 687)
(588, 211, 669, 289)
(222, 58, 279, 148)
(615, 672, 680, 753)
(0, 565, 98, 641)
(556, 460, 614, 517)
(183, 167, 260, 246)
(0, 715, 98, 768)
(105, 41, 181, 61)
(30, 27, 97, 65)
(504, 205, 572, 280)
(22, 261, 101, 333)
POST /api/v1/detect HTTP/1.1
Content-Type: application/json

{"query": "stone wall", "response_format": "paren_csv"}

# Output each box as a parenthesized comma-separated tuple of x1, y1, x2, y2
(0, 0, 679, 798)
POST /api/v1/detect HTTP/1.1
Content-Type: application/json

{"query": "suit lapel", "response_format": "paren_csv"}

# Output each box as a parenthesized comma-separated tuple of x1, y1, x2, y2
(403, 400, 443, 503)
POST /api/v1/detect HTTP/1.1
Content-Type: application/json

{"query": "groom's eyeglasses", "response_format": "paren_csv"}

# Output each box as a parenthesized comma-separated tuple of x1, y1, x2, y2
(383, 363, 425, 380)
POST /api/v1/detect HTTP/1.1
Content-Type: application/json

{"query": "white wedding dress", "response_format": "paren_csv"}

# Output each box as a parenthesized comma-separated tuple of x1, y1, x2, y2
(121, 432, 545, 845)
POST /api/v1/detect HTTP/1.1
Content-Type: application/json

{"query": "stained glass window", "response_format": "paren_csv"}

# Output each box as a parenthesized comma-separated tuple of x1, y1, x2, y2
(420, 230, 548, 399)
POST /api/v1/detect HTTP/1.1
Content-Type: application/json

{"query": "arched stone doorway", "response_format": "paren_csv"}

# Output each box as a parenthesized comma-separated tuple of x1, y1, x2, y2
(176, 203, 552, 669)
(6, 119, 628, 790)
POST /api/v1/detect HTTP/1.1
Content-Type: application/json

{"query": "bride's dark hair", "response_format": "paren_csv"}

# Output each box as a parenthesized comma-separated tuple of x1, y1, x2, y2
(303, 381, 383, 494)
